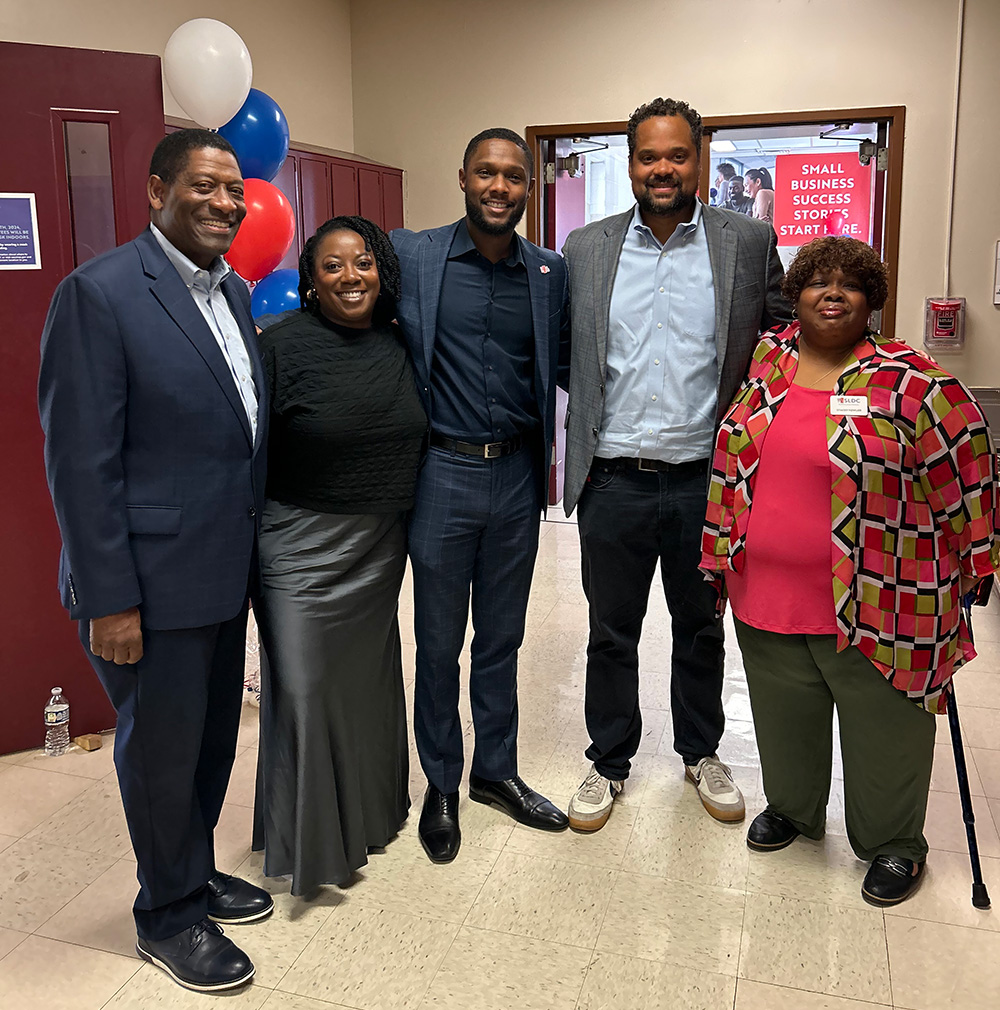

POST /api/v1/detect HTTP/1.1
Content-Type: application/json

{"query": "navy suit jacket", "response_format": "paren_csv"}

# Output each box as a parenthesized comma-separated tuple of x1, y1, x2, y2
(38, 228, 267, 631)
(390, 220, 569, 508)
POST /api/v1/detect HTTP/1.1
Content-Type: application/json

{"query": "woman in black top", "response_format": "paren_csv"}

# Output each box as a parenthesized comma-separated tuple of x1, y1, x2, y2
(253, 217, 426, 894)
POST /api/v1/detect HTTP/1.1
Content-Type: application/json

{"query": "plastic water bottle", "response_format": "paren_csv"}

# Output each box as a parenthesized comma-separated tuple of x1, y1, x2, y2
(44, 687, 70, 757)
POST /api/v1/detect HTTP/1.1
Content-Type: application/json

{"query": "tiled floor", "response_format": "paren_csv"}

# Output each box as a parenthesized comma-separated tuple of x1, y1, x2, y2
(2, 517, 1000, 1008)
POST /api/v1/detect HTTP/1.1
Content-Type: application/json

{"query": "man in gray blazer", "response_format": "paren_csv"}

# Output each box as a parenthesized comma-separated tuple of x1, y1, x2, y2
(562, 98, 792, 833)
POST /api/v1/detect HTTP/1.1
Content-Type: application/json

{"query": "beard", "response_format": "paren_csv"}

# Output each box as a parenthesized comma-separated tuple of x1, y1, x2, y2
(636, 180, 697, 218)
(466, 193, 527, 236)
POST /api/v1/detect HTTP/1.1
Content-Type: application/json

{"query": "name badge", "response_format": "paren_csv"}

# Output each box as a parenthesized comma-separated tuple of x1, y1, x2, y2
(830, 394, 868, 417)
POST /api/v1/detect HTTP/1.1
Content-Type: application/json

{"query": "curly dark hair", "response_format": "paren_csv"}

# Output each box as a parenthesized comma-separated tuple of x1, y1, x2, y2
(626, 98, 703, 158)
(782, 237, 889, 311)
(298, 216, 401, 325)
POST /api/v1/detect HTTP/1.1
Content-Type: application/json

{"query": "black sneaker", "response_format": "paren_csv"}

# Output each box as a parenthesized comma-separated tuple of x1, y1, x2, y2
(136, 919, 254, 992)
(861, 856, 925, 907)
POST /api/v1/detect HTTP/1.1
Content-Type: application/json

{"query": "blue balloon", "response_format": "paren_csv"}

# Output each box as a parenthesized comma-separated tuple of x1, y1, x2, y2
(251, 269, 300, 320)
(219, 88, 290, 182)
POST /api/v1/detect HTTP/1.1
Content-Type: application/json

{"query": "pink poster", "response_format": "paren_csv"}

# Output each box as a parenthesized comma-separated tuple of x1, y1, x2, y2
(773, 154, 874, 247)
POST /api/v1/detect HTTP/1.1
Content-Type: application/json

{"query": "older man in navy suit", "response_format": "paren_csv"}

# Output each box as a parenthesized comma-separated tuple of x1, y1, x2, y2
(391, 128, 570, 863)
(39, 130, 271, 993)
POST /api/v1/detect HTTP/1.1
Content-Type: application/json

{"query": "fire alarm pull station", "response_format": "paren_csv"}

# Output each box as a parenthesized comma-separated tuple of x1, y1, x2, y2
(923, 297, 966, 352)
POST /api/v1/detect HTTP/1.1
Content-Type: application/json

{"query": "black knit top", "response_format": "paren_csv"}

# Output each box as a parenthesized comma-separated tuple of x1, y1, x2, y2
(259, 310, 427, 514)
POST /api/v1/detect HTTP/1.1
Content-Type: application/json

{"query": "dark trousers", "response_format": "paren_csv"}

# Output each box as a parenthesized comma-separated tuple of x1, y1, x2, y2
(577, 459, 724, 778)
(735, 619, 936, 862)
(408, 445, 540, 794)
(82, 602, 249, 940)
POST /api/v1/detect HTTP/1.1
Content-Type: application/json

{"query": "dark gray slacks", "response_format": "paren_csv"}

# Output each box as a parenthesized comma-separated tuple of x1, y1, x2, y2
(735, 618, 936, 862)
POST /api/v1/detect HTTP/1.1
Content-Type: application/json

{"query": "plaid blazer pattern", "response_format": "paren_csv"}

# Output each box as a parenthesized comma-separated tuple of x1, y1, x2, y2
(701, 322, 1000, 713)
(561, 203, 791, 515)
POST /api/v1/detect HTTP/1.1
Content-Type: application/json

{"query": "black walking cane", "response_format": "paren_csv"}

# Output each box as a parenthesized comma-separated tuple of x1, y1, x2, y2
(952, 582, 992, 909)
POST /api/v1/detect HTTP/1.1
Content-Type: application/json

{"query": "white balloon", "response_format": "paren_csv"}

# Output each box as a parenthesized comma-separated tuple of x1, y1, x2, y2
(163, 19, 253, 130)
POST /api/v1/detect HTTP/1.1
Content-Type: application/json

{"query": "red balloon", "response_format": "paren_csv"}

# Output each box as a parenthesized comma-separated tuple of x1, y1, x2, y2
(225, 179, 295, 282)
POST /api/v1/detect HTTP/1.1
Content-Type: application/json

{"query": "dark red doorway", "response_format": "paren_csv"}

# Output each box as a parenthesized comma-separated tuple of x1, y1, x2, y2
(0, 42, 165, 753)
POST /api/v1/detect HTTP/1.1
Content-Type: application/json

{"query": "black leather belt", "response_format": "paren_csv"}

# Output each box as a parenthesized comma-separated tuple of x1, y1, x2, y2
(594, 456, 709, 474)
(430, 432, 524, 459)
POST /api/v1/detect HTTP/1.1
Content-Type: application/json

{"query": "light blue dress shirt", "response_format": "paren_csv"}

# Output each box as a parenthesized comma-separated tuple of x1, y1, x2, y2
(597, 202, 717, 463)
(150, 224, 258, 441)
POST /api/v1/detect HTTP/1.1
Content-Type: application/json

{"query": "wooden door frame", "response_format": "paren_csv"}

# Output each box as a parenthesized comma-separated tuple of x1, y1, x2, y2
(526, 105, 905, 337)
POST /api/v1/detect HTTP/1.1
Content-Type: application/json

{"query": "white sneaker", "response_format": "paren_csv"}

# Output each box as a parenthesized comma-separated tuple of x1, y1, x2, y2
(685, 755, 745, 822)
(568, 764, 624, 832)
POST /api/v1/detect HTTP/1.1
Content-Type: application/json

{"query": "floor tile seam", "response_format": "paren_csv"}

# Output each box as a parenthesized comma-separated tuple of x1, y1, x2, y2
(612, 863, 749, 897)
(732, 976, 893, 1007)
(0, 928, 30, 964)
(269, 989, 357, 1010)
(882, 905, 1000, 932)
(446, 919, 603, 957)
(17, 851, 119, 935)
(20, 827, 133, 862)
(583, 866, 620, 959)
(10, 760, 111, 782)
(732, 871, 752, 984)
(264, 901, 358, 996)
(93, 957, 148, 1005)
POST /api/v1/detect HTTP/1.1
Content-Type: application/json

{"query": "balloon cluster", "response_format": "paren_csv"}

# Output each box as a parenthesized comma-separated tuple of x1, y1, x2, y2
(163, 19, 298, 303)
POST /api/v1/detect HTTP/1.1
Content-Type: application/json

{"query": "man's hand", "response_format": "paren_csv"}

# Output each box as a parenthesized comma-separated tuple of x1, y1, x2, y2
(90, 608, 143, 665)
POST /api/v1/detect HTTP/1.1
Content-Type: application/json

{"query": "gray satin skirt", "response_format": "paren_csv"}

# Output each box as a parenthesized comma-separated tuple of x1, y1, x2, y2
(251, 500, 410, 895)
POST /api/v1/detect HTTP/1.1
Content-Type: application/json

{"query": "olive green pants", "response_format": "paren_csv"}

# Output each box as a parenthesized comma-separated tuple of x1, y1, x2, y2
(734, 619, 936, 862)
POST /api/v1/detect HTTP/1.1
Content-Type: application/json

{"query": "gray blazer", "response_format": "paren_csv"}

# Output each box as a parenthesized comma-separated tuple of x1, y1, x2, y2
(562, 202, 792, 515)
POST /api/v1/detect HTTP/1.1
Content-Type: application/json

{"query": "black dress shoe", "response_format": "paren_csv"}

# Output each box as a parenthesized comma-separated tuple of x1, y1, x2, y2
(136, 919, 254, 992)
(862, 855, 925, 907)
(419, 784, 461, 863)
(468, 774, 569, 831)
(206, 872, 274, 924)
(746, 810, 800, 852)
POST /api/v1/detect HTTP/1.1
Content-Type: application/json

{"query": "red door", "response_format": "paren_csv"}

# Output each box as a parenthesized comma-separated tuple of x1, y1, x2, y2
(0, 42, 165, 754)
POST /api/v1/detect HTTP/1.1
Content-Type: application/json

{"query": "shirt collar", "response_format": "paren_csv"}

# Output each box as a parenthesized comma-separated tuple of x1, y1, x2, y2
(631, 199, 703, 247)
(150, 223, 231, 293)
(448, 218, 526, 267)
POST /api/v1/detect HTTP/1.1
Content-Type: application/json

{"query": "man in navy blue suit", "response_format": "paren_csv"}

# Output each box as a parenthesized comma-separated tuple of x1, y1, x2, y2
(39, 130, 271, 993)
(391, 129, 570, 863)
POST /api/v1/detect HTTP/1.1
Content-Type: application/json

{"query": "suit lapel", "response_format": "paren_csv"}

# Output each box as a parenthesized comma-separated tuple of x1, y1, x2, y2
(520, 238, 551, 409)
(222, 272, 267, 451)
(594, 211, 631, 380)
(703, 205, 738, 377)
(137, 232, 254, 447)
(418, 223, 457, 379)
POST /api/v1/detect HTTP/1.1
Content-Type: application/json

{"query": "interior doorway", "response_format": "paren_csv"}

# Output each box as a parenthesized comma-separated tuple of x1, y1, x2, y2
(527, 106, 904, 337)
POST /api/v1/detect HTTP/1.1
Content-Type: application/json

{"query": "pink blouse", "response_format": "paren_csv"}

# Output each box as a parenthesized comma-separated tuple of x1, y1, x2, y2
(726, 383, 837, 634)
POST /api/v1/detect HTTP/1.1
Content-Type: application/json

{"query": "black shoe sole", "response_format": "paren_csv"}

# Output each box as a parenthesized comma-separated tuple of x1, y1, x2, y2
(136, 943, 255, 992)
(747, 832, 799, 852)
(468, 787, 569, 831)
(207, 900, 274, 924)
(861, 867, 924, 907)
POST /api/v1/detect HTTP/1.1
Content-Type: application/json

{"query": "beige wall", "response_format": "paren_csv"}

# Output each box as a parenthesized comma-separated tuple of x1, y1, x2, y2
(0, 0, 354, 151)
(350, 0, 1000, 384)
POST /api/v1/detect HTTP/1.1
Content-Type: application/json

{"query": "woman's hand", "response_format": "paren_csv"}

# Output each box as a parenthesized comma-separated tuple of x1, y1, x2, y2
(960, 574, 982, 598)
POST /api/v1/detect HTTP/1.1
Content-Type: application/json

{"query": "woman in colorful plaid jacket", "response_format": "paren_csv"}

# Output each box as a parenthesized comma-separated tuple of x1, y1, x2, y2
(700, 236, 999, 907)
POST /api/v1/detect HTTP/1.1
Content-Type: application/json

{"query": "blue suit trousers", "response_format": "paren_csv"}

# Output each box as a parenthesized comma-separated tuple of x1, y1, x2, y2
(408, 445, 540, 793)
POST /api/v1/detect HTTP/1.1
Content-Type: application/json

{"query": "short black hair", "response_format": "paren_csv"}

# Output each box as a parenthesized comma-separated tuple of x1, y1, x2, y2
(716, 162, 736, 180)
(298, 215, 401, 326)
(626, 98, 703, 158)
(463, 128, 534, 181)
(782, 237, 889, 311)
(149, 129, 240, 183)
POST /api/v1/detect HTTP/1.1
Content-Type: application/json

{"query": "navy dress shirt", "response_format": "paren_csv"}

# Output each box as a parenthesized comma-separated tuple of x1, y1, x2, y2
(431, 220, 538, 442)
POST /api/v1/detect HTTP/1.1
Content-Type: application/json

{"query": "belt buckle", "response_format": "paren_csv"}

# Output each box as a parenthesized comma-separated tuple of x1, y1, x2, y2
(636, 458, 657, 472)
(484, 441, 502, 459)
